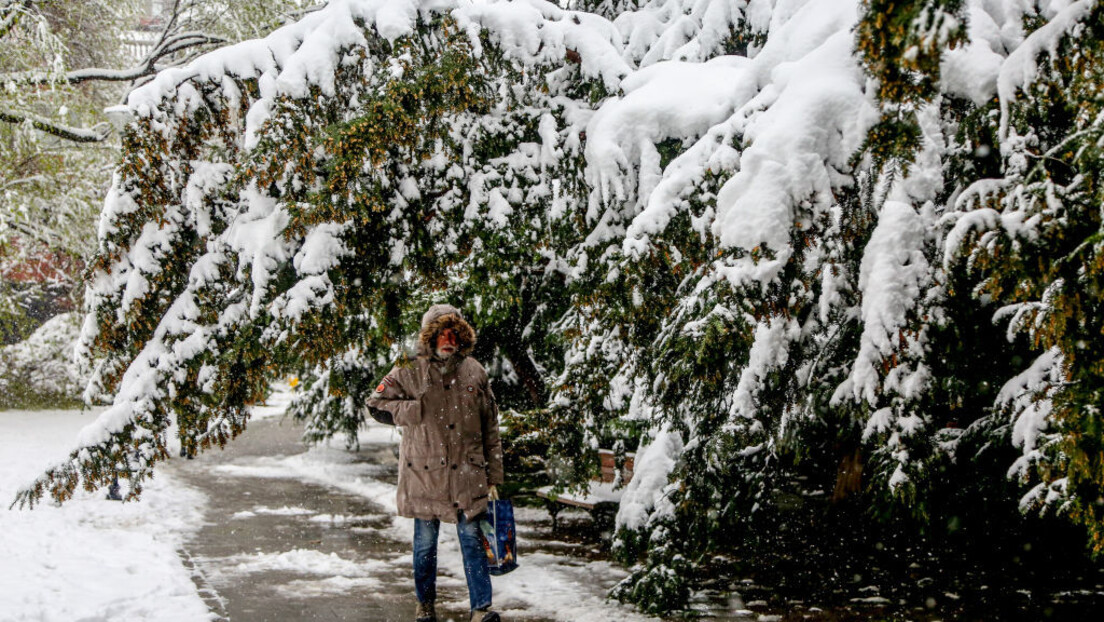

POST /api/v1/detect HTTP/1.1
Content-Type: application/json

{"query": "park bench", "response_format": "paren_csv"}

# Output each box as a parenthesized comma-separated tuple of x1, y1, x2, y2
(535, 449, 634, 529)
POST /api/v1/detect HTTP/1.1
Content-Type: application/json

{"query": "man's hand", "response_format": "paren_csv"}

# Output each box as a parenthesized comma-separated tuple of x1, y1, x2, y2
(365, 406, 395, 426)
(488, 485, 499, 501)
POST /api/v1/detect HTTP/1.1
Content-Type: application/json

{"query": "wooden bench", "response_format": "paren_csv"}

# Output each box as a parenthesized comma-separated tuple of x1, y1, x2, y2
(536, 449, 634, 529)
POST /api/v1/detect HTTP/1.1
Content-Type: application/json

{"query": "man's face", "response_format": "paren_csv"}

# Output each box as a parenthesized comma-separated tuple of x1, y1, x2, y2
(435, 328, 458, 359)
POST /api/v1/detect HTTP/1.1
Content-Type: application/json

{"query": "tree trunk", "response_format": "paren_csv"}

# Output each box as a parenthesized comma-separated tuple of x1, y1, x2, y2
(501, 341, 546, 408)
(831, 447, 864, 502)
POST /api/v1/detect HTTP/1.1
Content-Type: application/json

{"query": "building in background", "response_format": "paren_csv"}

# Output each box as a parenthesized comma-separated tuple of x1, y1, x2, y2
(124, 1, 171, 60)
(0, 241, 79, 344)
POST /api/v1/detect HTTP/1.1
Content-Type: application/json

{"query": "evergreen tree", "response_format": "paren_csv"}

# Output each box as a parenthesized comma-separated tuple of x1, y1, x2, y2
(16, 0, 624, 503)
(0, 0, 325, 345)
(13, 0, 1104, 615)
(946, 0, 1104, 552)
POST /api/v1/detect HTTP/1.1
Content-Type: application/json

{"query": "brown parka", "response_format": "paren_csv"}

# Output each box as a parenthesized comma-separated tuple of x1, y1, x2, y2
(364, 305, 504, 523)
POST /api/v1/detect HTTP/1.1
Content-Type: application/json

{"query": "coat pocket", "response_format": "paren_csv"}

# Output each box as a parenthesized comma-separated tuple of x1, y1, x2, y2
(406, 456, 449, 500)
(463, 452, 490, 501)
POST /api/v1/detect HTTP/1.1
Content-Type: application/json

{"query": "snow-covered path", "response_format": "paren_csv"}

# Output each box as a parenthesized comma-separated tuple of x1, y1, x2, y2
(172, 397, 658, 621)
(167, 416, 415, 621)
(0, 393, 662, 621)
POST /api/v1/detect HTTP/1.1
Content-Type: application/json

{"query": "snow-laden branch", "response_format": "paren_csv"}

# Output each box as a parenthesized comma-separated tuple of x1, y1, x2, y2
(0, 31, 229, 87)
(0, 174, 47, 191)
(997, 0, 1096, 147)
(0, 108, 111, 143)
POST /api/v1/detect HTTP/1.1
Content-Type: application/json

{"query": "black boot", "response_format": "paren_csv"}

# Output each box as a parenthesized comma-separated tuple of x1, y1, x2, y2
(415, 600, 436, 622)
(106, 477, 122, 501)
(470, 608, 500, 622)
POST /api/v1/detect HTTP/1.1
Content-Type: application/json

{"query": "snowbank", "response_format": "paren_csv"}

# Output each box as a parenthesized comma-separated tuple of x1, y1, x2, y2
(0, 409, 210, 621)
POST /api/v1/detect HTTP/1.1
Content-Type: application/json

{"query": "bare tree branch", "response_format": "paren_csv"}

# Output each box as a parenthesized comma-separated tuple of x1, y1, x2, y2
(287, 3, 327, 20)
(1, 2, 322, 137)
(0, 218, 57, 252)
(0, 108, 110, 143)
(0, 174, 48, 191)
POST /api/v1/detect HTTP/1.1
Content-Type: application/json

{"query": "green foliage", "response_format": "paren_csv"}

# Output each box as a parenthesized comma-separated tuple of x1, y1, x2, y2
(598, 2, 1104, 610)
(302, 27, 490, 229)
(496, 407, 557, 495)
(854, 0, 967, 177)
(19, 10, 591, 509)
(288, 350, 377, 447)
(850, 0, 1104, 567)
(611, 519, 692, 614)
(954, 7, 1104, 552)
(855, 0, 967, 106)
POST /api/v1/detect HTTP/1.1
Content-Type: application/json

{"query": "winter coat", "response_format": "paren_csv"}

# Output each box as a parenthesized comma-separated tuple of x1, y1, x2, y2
(364, 307, 504, 523)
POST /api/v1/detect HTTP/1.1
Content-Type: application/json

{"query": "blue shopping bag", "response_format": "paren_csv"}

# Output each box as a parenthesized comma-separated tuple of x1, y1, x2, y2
(479, 499, 518, 575)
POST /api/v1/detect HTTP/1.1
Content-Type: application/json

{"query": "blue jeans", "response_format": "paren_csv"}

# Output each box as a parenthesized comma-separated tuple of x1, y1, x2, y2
(413, 513, 492, 610)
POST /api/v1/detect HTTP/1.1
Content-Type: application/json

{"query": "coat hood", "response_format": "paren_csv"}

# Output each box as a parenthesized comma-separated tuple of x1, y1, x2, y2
(417, 304, 476, 358)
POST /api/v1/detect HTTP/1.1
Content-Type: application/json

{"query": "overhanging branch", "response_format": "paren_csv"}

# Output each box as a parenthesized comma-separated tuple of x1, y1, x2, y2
(0, 108, 111, 143)
(0, 31, 228, 87)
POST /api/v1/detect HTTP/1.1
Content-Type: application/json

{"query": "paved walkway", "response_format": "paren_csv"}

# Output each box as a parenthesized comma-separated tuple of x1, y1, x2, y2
(168, 416, 559, 622)
(165, 411, 1104, 622)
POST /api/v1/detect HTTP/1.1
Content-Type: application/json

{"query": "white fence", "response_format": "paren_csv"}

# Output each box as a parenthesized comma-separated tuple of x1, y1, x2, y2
(122, 29, 161, 63)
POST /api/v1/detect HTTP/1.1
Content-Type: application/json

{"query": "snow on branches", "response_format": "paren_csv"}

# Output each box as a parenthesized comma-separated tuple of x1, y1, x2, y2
(13, 0, 1104, 606)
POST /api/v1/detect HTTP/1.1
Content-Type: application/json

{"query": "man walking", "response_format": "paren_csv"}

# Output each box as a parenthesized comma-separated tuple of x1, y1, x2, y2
(366, 304, 504, 622)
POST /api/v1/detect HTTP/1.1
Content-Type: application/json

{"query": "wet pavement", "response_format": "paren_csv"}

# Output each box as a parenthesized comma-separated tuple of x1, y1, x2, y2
(167, 416, 561, 622)
(162, 414, 894, 622)
(167, 412, 1104, 622)
(169, 418, 411, 621)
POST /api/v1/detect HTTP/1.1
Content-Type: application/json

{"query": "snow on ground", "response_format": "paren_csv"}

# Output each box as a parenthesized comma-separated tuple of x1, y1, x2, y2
(216, 547, 391, 586)
(1, 384, 657, 621)
(0, 408, 211, 622)
(211, 411, 660, 621)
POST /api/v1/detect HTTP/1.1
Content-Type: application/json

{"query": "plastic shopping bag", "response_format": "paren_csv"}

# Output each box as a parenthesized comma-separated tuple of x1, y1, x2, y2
(479, 499, 518, 575)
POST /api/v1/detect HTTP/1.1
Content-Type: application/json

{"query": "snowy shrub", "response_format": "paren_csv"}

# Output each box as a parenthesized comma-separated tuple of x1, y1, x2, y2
(611, 519, 692, 614)
(0, 313, 85, 409)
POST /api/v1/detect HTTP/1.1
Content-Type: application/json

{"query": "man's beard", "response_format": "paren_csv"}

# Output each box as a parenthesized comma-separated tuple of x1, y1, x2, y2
(434, 346, 455, 360)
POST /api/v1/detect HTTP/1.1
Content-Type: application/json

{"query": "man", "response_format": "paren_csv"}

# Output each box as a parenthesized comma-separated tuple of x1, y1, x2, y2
(365, 304, 504, 622)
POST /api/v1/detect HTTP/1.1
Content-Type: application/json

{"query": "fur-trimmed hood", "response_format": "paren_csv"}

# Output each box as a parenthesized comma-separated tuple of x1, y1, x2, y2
(366, 305, 501, 523)
(417, 304, 476, 358)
